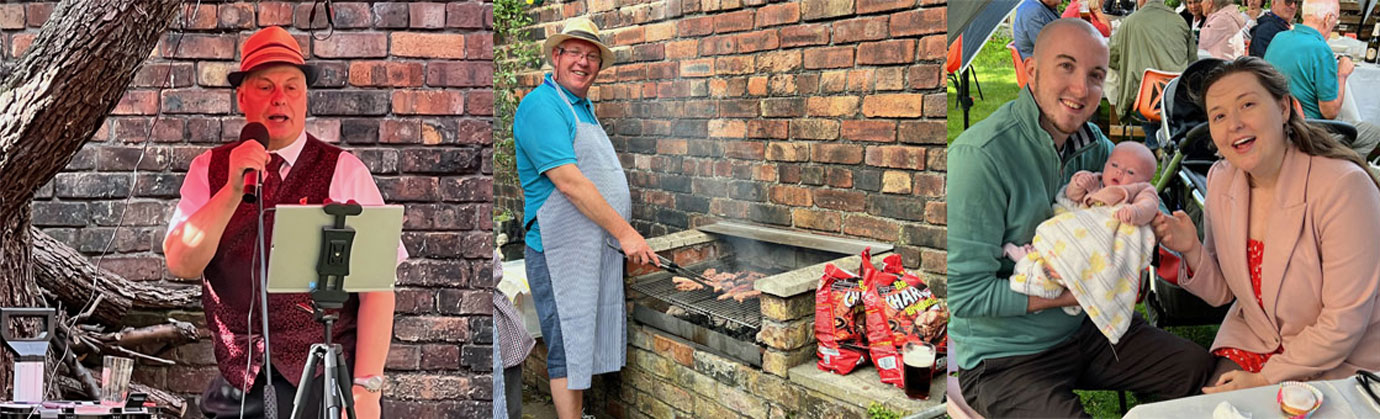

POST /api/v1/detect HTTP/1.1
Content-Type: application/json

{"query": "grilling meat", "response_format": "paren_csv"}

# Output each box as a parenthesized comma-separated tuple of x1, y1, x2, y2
(732, 290, 761, 302)
(672, 276, 704, 291)
(694, 268, 766, 302)
(716, 283, 753, 300)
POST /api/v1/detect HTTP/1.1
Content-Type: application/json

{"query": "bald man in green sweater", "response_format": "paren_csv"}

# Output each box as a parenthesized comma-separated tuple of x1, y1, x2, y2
(946, 19, 1214, 417)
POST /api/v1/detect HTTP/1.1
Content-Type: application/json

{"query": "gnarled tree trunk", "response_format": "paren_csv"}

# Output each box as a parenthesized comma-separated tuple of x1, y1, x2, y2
(33, 227, 200, 325)
(0, 0, 182, 397)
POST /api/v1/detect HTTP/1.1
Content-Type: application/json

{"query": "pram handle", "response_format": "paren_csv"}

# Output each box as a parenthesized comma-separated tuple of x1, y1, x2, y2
(1182, 122, 1210, 150)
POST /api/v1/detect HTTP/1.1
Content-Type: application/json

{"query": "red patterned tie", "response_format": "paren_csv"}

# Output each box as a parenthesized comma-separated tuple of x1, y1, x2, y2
(263, 154, 285, 203)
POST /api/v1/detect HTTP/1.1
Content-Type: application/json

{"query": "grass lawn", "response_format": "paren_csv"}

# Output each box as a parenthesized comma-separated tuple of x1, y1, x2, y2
(945, 33, 1134, 146)
(947, 34, 1022, 144)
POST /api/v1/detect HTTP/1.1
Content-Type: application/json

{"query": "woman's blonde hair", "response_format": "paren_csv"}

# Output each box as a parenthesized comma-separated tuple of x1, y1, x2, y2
(1197, 56, 1380, 190)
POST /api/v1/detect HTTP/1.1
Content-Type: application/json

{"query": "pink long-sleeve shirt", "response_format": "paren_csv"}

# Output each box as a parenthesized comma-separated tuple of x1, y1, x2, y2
(1065, 170, 1160, 225)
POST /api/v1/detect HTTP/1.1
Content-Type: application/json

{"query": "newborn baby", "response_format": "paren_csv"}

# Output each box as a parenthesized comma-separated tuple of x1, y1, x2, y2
(1066, 141, 1160, 225)
(1001, 142, 1162, 344)
(1006, 142, 1160, 260)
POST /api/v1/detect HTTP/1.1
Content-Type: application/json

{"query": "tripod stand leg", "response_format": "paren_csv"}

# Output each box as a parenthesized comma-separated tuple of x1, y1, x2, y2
(323, 344, 339, 419)
(320, 343, 358, 419)
(291, 345, 325, 419)
(335, 346, 357, 419)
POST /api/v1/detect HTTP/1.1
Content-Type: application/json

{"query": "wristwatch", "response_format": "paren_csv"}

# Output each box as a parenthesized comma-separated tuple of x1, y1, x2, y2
(353, 375, 384, 393)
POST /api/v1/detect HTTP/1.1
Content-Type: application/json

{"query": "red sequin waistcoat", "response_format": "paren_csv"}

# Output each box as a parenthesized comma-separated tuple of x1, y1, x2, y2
(204, 135, 358, 390)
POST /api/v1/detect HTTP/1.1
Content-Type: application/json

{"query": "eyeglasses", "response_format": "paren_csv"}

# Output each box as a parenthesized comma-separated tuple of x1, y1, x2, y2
(1359, 370, 1380, 414)
(557, 47, 602, 65)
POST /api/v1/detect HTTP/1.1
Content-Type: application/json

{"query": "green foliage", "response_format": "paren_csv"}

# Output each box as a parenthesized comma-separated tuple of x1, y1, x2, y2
(947, 33, 1021, 144)
(494, 209, 515, 223)
(866, 402, 902, 419)
(494, 0, 543, 182)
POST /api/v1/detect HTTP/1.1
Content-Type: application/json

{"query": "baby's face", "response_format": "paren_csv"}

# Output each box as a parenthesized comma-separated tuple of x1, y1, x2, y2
(1102, 148, 1154, 186)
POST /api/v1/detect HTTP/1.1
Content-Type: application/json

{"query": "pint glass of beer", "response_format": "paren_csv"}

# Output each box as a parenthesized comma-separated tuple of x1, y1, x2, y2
(902, 342, 936, 400)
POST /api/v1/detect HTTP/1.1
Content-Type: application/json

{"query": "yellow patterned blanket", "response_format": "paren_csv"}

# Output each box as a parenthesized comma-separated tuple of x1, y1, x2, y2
(1010, 194, 1155, 344)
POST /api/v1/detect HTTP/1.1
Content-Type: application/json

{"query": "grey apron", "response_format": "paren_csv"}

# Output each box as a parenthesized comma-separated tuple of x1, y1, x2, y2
(536, 80, 631, 390)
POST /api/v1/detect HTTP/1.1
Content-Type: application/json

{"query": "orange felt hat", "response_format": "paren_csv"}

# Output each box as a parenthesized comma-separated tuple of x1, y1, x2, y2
(227, 26, 317, 87)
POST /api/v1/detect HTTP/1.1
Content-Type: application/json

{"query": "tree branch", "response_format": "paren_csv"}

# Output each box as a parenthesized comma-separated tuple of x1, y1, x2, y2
(62, 349, 99, 400)
(0, 0, 182, 216)
(32, 227, 200, 325)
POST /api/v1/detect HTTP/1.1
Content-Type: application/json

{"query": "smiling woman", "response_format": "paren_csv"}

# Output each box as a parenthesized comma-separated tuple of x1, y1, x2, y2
(1153, 56, 1380, 392)
(1202, 71, 1290, 180)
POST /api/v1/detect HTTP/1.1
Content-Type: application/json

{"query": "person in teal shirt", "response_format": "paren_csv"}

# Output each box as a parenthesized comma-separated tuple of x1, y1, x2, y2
(514, 73, 593, 252)
(1263, 0, 1380, 160)
(512, 17, 658, 419)
(947, 19, 1214, 417)
(1013, 0, 1062, 59)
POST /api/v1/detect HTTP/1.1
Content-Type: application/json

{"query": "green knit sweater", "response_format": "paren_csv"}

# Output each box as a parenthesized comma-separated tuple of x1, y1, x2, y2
(946, 87, 1114, 370)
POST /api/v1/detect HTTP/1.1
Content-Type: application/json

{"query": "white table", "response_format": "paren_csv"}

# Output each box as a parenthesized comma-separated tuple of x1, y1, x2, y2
(1343, 63, 1380, 125)
(1125, 378, 1380, 418)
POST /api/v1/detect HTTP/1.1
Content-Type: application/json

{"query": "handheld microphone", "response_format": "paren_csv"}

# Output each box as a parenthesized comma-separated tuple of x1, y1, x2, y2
(239, 122, 270, 203)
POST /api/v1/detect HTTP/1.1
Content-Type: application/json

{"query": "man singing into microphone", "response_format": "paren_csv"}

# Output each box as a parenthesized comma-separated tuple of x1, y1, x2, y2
(163, 26, 404, 419)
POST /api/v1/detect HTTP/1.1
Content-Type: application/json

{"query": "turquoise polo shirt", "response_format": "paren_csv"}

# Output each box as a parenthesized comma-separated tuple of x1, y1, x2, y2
(1264, 25, 1338, 119)
(514, 74, 599, 252)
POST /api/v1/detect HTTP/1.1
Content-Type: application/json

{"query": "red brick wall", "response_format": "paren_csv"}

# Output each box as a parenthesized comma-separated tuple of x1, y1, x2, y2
(499, 0, 946, 275)
(7, 2, 493, 416)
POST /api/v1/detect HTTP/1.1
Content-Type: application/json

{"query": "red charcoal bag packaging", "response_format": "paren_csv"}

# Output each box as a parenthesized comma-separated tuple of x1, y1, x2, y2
(862, 253, 940, 388)
(813, 251, 870, 375)
(881, 254, 948, 353)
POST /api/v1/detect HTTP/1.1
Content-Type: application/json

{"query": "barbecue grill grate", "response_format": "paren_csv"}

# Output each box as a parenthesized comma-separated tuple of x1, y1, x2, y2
(631, 274, 762, 329)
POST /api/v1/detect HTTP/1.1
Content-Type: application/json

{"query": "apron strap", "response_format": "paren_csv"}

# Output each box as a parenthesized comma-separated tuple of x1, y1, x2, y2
(548, 77, 602, 128)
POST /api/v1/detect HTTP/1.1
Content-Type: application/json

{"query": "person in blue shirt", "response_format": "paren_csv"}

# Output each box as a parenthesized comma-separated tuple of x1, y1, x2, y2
(512, 17, 658, 419)
(1014, 0, 1062, 59)
(1264, 0, 1380, 160)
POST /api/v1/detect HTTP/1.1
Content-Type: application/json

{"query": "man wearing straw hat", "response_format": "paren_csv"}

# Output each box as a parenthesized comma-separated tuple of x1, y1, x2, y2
(514, 17, 658, 419)
(163, 26, 403, 419)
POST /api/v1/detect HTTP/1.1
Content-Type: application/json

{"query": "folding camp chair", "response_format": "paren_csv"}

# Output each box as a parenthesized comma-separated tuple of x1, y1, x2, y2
(1007, 42, 1029, 88)
(1118, 68, 1179, 143)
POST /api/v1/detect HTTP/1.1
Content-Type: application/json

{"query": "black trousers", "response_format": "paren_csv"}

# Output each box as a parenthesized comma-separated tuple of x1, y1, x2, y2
(201, 368, 325, 419)
(504, 365, 523, 419)
(957, 314, 1215, 418)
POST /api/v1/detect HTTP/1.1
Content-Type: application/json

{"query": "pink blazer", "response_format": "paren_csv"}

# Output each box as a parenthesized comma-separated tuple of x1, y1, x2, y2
(1181, 146, 1380, 383)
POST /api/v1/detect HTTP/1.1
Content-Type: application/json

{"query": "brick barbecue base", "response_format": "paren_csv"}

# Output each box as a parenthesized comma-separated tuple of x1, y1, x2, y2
(522, 323, 945, 419)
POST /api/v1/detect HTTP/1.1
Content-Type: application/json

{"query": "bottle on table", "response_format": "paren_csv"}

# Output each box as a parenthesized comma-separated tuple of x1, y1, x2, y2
(1368, 21, 1380, 63)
